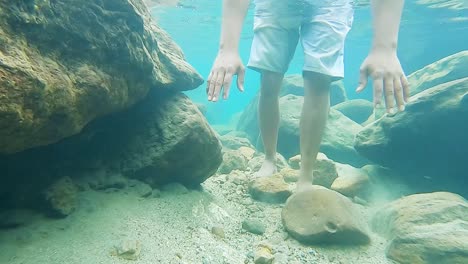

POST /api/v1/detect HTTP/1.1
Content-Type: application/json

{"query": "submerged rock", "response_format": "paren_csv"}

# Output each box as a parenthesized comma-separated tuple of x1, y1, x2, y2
(0, 0, 202, 154)
(218, 149, 248, 174)
(355, 78, 468, 194)
(282, 186, 370, 245)
(242, 218, 266, 235)
(249, 174, 292, 204)
(113, 240, 142, 261)
(43, 176, 78, 218)
(332, 99, 374, 124)
(331, 163, 370, 198)
(408, 50, 468, 95)
(372, 192, 468, 264)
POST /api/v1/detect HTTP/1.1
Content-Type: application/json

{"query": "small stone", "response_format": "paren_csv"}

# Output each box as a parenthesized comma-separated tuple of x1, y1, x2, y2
(249, 174, 292, 204)
(239, 146, 256, 160)
(280, 168, 299, 183)
(242, 219, 266, 235)
(331, 163, 369, 197)
(161, 183, 189, 194)
(288, 155, 301, 170)
(114, 240, 141, 260)
(132, 181, 153, 198)
(254, 245, 274, 264)
(211, 226, 225, 239)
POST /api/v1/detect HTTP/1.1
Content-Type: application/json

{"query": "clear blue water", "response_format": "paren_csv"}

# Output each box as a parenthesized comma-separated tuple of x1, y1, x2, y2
(151, 0, 467, 125)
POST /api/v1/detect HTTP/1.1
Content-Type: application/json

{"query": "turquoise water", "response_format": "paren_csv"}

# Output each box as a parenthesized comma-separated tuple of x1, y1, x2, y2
(151, 0, 468, 124)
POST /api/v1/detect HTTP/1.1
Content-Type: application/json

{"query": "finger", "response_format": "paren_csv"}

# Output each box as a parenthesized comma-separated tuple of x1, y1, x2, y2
(372, 72, 384, 108)
(356, 67, 368, 93)
(384, 76, 395, 114)
(208, 71, 218, 101)
(212, 71, 225, 102)
(206, 71, 212, 95)
(223, 71, 233, 100)
(401, 75, 410, 102)
(237, 66, 245, 92)
(394, 77, 405, 111)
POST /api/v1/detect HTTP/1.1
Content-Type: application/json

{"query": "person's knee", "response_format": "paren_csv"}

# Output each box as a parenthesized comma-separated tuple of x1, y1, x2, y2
(303, 71, 331, 96)
(260, 70, 284, 99)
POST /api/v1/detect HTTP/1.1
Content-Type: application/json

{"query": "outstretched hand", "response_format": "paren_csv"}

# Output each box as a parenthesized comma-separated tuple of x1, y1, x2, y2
(207, 51, 245, 102)
(356, 49, 410, 114)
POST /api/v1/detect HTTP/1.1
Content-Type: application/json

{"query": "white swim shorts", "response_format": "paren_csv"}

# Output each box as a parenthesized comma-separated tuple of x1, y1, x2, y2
(247, 0, 354, 80)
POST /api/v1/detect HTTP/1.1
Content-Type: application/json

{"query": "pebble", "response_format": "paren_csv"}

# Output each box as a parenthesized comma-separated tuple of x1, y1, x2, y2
(211, 226, 225, 239)
(254, 246, 274, 264)
(113, 240, 141, 260)
(242, 219, 266, 235)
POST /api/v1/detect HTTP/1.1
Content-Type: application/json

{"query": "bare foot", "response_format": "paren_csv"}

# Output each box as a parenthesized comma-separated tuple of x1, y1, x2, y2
(295, 173, 314, 193)
(253, 159, 277, 178)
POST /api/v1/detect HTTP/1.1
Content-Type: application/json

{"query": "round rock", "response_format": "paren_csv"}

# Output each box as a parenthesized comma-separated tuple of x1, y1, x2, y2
(281, 186, 370, 245)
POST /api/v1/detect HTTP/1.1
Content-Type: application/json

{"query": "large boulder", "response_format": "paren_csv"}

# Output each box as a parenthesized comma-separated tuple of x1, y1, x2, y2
(408, 50, 468, 95)
(354, 78, 468, 195)
(0, 93, 223, 206)
(372, 192, 468, 264)
(0, 0, 202, 154)
(332, 99, 374, 124)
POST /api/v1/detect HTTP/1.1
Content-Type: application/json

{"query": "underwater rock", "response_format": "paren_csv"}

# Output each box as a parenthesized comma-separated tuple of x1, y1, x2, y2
(283, 153, 339, 188)
(129, 180, 153, 198)
(113, 240, 142, 261)
(238, 94, 368, 166)
(332, 99, 374, 124)
(249, 174, 292, 204)
(288, 155, 301, 170)
(220, 131, 255, 150)
(254, 244, 275, 264)
(355, 78, 468, 195)
(279, 75, 347, 106)
(0, 0, 202, 154)
(282, 186, 370, 245)
(408, 50, 468, 95)
(43, 176, 78, 218)
(242, 218, 266, 235)
(0, 93, 221, 209)
(279, 167, 300, 183)
(218, 149, 248, 174)
(331, 163, 370, 198)
(372, 192, 468, 264)
(312, 154, 339, 188)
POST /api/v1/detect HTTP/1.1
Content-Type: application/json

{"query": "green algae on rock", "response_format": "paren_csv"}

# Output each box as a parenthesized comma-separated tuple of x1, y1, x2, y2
(0, 0, 202, 154)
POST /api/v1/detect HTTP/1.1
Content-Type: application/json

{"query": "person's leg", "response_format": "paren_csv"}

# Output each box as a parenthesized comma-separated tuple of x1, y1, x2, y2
(254, 71, 284, 177)
(296, 1, 354, 190)
(296, 72, 331, 190)
(247, 8, 301, 178)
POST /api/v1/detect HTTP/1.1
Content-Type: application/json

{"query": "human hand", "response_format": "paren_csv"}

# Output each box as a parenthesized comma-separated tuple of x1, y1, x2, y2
(356, 49, 410, 114)
(207, 51, 245, 102)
